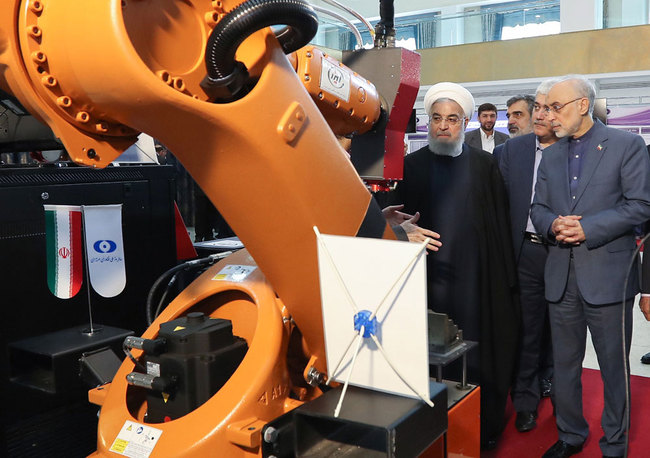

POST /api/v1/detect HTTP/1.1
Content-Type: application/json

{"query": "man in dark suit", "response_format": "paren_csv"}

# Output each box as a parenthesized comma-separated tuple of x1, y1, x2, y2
(390, 82, 519, 450)
(493, 95, 535, 162)
(465, 102, 509, 153)
(531, 75, 650, 458)
(498, 78, 558, 433)
(506, 94, 535, 138)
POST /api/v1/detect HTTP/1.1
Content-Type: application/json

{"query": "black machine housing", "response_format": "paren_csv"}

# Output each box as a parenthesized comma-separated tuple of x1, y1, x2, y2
(143, 312, 248, 423)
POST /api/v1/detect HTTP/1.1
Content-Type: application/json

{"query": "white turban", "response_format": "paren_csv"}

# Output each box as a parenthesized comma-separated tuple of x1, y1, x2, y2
(423, 82, 475, 119)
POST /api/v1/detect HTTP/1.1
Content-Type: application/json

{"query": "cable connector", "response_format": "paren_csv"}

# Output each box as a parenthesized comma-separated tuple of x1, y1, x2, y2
(124, 336, 167, 356)
(373, 23, 396, 48)
(200, 62, 250, 101)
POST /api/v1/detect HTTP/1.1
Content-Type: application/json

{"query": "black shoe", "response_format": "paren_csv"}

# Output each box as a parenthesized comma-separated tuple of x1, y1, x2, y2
(542, 440, 583, 458)
(641, 352, 650, 364)
(515, 411, 537, 432)
(540, 378, 553, 397)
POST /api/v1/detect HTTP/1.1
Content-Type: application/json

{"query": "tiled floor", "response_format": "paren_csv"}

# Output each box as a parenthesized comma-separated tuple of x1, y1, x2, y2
(584, 294, 650, 377)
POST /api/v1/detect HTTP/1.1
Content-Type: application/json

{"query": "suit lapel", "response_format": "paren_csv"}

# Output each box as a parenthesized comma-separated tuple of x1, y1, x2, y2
(513, 138, 537, 235)
(522, 137, 536, 204)
(571, 123, 607, 211)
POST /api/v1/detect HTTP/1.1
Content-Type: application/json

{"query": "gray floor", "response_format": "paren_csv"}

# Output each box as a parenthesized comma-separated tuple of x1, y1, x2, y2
(584, 294, 650, 377)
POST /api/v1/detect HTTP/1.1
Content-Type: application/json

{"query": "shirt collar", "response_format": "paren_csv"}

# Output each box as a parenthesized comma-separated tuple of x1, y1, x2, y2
(570, 121, 596, 143)
(480, 128, 493, 140)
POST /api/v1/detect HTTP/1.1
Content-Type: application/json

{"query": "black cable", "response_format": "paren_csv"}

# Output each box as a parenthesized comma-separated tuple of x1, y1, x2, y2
(205, 0, 317, 79)
(153, 272, 180, 323)
(377, 0, 395, 29)
(374, 0, 395, 47)
(123, 342, 147, 372)
(201, 0, 318, 97)
(146, 262, 190, 326)
(145, 252, 233, 326)
(621, 232, 650, 458)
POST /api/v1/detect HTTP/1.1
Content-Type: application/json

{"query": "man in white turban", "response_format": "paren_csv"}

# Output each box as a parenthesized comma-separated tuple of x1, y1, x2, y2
(389, 82, 520, 450)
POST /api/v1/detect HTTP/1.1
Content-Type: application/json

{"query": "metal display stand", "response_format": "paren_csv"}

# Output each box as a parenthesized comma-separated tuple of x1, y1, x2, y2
(429, 340, 478, 390)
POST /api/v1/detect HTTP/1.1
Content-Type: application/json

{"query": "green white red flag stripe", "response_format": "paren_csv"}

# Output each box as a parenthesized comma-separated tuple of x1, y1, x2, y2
(45, 205, 83, 299)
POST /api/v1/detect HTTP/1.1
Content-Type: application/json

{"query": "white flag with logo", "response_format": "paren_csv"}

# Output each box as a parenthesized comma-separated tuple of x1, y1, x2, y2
(82, 204, 126, 297)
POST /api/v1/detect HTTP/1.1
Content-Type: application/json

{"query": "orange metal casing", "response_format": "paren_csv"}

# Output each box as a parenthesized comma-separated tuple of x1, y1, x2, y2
(293, 45, 381, 136)
(92, 249, 297, 456)
(447, 387, 481, 458)
(0, 0, 398, 456)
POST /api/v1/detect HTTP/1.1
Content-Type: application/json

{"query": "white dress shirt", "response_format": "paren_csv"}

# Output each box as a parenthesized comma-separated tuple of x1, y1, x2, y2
(479, 128, 496, 153)
(525, 138, 544, 233)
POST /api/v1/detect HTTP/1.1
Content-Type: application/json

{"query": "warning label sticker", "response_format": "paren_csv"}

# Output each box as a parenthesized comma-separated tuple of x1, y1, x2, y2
(212, 264, 256, 282)
(109, 421, 162, 458)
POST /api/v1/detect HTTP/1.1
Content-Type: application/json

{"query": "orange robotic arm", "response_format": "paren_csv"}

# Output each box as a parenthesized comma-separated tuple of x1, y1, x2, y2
(0, 0, 406, 456)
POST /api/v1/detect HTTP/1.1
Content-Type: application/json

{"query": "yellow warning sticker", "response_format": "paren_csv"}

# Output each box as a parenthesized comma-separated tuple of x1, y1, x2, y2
(173, 326, 185, 332)
(109, 420, 163, 457)
(110, 439, 128, 453)
(163, 392, 169, 403)
(212, 265, 256, 282)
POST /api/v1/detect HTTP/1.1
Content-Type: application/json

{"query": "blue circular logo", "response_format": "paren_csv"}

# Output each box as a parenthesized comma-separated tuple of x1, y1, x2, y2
(93, 240, 117, 253)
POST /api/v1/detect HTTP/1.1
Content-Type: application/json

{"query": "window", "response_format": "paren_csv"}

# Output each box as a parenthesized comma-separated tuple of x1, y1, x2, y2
(338, 12, 439, 51)
(481, 0, 560, 41)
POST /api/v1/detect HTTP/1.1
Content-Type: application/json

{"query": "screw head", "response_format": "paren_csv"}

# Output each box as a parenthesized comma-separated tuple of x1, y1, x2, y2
(263, 427, 278, 443)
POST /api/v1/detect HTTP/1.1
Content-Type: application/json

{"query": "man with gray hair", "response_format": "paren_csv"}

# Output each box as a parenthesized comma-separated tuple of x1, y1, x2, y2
(389, 82, 519, 450)
(531, 74, 650, 458)
(506, 94, 535, 138)
(497, 78, 559, 434)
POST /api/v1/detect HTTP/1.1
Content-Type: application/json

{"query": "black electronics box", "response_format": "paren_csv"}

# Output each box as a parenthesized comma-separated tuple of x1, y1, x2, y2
(262, 381, 447, 457)
(145, 313, 247, 423)
(8, 325, 132, 395)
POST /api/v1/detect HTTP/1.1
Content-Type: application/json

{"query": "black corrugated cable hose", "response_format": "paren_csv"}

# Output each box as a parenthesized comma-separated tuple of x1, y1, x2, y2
(377, 0, 394, 29)
(202, 0, 318, 97)
(145, 253, 232, 326)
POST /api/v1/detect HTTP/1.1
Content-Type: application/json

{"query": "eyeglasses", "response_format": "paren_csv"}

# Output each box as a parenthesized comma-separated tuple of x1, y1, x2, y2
(429, 114, 464, 126)
(549, 97, 584, 114)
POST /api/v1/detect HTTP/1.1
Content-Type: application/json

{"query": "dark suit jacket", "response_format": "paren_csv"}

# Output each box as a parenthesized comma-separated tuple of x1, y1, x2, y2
(493, 141, 506, 163)
(390, 143, 519, 440)
(497, 133, 538, 262)
(465, 128, 509, 152)
(530, 120, 650, 304)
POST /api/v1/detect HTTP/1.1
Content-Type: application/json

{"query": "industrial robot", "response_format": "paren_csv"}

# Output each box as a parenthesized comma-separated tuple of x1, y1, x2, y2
(0, 0, 478, 455)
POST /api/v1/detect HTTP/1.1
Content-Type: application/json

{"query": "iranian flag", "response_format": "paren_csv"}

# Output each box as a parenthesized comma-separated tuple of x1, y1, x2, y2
(45, 205, 83, 299)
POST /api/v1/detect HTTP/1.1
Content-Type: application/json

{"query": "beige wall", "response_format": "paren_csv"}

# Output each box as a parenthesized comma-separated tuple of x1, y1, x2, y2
(419, 24, 650, 84)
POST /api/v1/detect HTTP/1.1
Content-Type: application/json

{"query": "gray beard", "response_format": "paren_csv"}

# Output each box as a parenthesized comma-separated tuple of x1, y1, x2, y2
(428, 129, 465, 157)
